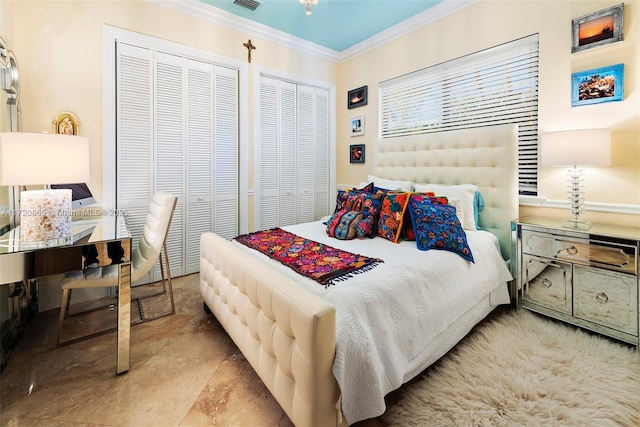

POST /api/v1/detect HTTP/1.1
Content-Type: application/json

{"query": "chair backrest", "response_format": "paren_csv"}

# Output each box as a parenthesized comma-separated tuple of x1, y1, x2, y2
(131, 192, 177, 282)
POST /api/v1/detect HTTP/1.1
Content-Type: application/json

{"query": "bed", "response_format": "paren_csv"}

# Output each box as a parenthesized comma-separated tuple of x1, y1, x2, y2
(200, 124, 519, 426)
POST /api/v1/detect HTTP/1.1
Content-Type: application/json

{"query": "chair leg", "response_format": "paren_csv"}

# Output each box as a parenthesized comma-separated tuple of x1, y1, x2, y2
(160, 242, 175, 314)
(57, 288, 72, 345)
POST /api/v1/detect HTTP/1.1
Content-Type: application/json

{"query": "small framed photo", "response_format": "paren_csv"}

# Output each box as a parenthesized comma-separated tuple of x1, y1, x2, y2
(571, 63, 623, 107)
(350, 116, 365, 137)
(572, 3, 624, 53)
(347, 85, 367, 109)
(349, 144, 365, 164)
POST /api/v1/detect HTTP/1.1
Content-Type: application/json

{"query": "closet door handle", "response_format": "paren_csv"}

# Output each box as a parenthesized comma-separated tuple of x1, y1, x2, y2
(566, 245, 578, 255)
(595, 292, 609, 304)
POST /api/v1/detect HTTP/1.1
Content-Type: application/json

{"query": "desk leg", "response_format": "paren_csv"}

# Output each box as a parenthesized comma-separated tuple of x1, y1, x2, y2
(116, 262, 131, 374)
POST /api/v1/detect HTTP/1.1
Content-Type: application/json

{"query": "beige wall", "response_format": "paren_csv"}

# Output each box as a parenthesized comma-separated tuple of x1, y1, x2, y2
(0, 1, 15, 231)
(8, 0, 338, 311)
(337, 0, 640, 227)
(7, 0, 640, 231)
(11, 0, 338, 203)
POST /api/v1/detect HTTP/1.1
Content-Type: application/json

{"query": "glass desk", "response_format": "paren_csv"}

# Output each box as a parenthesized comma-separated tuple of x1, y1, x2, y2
(0, 216, 132, 374)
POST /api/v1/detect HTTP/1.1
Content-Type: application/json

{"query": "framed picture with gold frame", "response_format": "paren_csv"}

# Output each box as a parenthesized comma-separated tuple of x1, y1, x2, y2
(52, 111, 79, 135)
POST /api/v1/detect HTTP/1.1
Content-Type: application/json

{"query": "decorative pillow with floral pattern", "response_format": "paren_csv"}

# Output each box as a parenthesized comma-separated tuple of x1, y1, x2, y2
(408, 197, 474, 262)
(404, 192, 448, 241)
(377, 192, 410, 243)
(360, 191, 385, 237)
(334, 190, 364, 213)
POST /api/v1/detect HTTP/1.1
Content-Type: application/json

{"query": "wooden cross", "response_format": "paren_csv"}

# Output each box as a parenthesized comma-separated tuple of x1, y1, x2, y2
(243, 39, 256, 63)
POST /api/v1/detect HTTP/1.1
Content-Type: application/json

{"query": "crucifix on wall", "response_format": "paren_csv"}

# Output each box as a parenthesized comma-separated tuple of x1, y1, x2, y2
(243, 39, 256, 63)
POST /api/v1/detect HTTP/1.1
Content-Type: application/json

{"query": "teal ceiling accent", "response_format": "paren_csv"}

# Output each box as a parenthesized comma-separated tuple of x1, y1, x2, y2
(198, 0, 445, 52)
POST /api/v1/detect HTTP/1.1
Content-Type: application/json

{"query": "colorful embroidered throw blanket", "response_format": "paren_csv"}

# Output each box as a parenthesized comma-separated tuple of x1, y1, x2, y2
(234, 228, 383, 287)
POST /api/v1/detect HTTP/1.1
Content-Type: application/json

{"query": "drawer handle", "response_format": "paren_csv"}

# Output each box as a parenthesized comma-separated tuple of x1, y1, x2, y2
(541, 278, 552, 288)
(566, 245, 578, 255)
(595, 292, 609, 304)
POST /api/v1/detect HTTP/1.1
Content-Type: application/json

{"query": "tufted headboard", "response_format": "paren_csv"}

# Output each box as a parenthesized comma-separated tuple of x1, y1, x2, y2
(372, 124, 519, 261)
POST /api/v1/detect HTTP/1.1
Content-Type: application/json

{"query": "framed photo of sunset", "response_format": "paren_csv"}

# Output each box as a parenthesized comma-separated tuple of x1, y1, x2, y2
(572, 3, 624, 53)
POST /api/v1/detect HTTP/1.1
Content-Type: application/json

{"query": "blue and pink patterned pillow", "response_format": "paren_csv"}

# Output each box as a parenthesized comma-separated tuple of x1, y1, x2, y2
(407, 197, 474, 262)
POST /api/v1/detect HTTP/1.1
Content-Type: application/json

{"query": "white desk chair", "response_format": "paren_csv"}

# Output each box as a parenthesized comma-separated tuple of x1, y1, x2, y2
(57, 192, 177, 345)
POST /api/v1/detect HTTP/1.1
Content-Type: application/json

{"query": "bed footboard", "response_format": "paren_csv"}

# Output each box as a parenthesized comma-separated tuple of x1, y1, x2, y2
(200, 232, 342, 427)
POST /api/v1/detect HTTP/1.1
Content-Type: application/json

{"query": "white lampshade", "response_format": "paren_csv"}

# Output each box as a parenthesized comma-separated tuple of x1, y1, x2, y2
(0, 132, 90, 186)
(540, 129, 611, 167)
(0, 132, 90, 245)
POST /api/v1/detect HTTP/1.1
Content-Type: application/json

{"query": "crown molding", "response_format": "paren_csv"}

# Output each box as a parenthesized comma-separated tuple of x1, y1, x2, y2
(151, 0, 341, 62)
(151, 0, 476, 64)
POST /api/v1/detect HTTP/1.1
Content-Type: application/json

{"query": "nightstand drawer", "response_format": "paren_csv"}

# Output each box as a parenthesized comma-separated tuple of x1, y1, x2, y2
(574, 266, 638, 336)
(521, 230, 636, 275)
(522, 255, 572, 315)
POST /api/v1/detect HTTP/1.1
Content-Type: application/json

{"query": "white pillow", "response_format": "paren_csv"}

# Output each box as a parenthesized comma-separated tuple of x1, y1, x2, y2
(414, 183, 477, 230)
(447, 197, 465, 230)
(367, 175, 413, 192)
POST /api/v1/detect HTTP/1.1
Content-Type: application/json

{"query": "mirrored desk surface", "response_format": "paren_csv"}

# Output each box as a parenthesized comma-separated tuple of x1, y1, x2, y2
(0, 216, 132, 374)
(0, 215, 130, 254)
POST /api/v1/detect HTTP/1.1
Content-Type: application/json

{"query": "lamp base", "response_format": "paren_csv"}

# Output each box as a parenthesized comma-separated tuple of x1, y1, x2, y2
(19, 189, 73, 247)
(561, 218, 592, 230)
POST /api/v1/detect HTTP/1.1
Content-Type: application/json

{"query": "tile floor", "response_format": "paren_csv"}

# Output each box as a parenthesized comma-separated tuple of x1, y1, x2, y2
(0, 274, 386, 426)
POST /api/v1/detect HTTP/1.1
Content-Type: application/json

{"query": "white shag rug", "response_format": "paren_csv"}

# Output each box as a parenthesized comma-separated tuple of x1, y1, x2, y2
(383, 309, 640, 426)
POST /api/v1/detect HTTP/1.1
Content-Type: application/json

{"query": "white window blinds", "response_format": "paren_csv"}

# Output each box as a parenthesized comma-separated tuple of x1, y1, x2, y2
(379, 34, 539, 195)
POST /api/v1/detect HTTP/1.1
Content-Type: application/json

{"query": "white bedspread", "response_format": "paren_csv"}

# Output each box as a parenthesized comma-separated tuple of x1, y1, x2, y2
(232, 221, 513, 423)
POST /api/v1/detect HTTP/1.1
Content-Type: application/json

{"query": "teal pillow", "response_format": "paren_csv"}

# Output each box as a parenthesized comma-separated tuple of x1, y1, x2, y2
(408, 197, 474, 262)
(474, 191, 484, 230)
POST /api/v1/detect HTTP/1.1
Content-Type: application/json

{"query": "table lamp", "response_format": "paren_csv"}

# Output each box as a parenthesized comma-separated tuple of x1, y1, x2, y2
(540, 129, 611, 230)
(0, 132, 90, 246)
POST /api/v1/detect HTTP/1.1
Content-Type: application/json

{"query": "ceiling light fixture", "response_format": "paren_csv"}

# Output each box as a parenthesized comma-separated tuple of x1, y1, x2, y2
(299, 0, 318, 15)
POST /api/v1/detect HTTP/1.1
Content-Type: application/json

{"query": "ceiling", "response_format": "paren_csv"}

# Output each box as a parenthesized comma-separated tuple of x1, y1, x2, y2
(160, 0, 476, 62)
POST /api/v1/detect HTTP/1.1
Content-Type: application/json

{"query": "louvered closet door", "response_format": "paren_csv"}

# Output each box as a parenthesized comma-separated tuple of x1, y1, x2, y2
(257, 77, 279, 229)
(297, 86, 330, 222)
(116, 43, 153, 285)
(155, 52, 185, 279)
(185, 59, 213, 274)
(212, 65, 239, 240)
(117, 40, 240, 282)
(297, 86, 329, 222)
(313, 88, 330, 220)
(279, 81, 298, 227)
(257, 77, 331, 229)
(297, 86, 315, 223)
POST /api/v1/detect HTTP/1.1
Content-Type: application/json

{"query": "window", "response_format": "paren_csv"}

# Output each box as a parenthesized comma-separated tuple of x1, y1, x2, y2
(379, 34, 539, 195)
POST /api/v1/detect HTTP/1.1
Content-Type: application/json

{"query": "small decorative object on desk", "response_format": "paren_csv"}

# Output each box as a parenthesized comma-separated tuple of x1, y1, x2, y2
(350, 144, 365, 164)
(52, 111, 79, 135)
(571, 3, 624, 53)
(350, 116, 364, 136)
(19, 189, 72, 244)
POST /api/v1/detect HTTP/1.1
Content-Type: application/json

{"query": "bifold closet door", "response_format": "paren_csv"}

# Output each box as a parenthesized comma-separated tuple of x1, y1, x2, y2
(116, 43, 155, 285)
(297, 85, 330, 223)
(117, 43, 239, 282)
(256, 77, 330, 229)
(154, 52, 186, 279)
